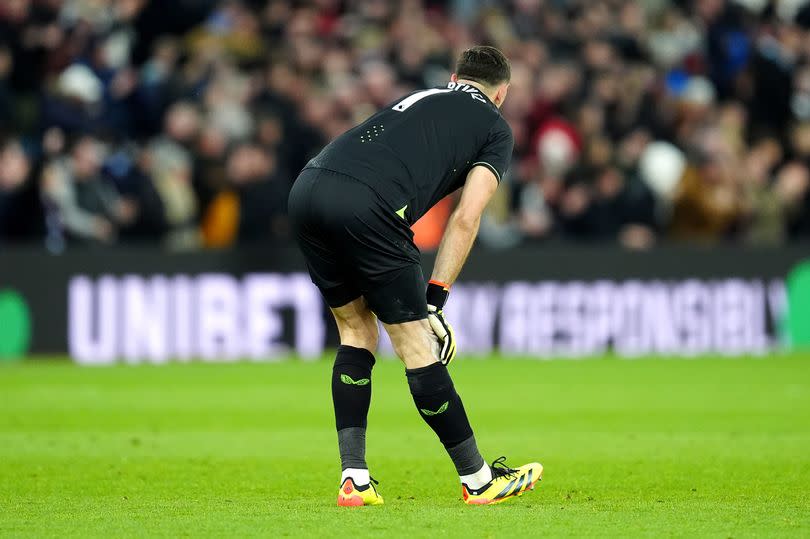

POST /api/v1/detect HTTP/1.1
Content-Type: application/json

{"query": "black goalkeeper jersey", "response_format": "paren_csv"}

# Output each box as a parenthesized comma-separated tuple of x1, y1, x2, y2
(304, 82, 514, 224)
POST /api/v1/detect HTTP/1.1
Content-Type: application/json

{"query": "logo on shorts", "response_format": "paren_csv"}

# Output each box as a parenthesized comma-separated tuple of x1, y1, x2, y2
(396, 205, 407, 219)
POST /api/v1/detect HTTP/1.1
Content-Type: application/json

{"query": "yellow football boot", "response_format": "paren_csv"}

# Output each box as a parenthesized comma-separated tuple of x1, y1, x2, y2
(462, 457, 543, 505)
(337, 477, 384, 507)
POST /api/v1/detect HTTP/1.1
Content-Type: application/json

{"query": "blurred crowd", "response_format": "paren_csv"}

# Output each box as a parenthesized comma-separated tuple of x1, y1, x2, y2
(1, 0, 810, 251)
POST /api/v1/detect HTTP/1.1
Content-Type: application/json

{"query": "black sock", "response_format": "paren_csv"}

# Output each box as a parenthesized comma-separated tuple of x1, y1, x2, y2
(332, 345, 375, 470)
(406, 362, 485, 475)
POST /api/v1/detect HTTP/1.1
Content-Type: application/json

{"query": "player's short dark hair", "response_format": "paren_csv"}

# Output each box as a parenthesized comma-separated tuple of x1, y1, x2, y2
(455, 46, 511, 87)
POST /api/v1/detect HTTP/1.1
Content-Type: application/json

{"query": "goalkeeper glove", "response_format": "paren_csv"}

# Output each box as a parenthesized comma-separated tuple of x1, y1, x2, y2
(426, 280, 457, 366)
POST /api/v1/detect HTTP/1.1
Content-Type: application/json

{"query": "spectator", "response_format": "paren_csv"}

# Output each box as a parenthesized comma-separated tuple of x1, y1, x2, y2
(0, 139, 43, 242)
(40, 64, 105, 136)
(144, 138, 199, 249)
(41, 135, 136, 245)
(227, 142, 288, 244)
(144, 100, 204, 247)
(742, 136, 785, 245)
(0, 45, 14, 131)
(161, 100, 202, 149)
(670, 152, 745, 242)
(200, 142, 287, 247)
(776, 161, 810, 239)
(134, 37, 181, 137)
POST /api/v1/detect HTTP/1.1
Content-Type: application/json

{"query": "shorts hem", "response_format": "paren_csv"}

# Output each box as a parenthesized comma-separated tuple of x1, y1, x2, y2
(375, 311, 428, 325)
(322, 289, 363, 309)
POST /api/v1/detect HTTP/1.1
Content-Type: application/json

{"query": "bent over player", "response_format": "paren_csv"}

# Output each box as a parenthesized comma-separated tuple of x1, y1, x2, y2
(288, 46, 542, 506)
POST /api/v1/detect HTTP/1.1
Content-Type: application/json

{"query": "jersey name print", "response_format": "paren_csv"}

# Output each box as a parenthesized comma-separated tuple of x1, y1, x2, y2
(445, 82, 488, 103)
(306, 82, 514, 224)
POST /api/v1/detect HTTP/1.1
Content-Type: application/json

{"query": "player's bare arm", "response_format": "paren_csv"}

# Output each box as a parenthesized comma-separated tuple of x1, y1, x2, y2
(431, 166, 499, 287)
(425, 167, 499, 366)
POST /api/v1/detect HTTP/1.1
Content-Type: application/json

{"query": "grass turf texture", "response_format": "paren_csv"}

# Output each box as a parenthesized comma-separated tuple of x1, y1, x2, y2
(1, 356, 808, 538)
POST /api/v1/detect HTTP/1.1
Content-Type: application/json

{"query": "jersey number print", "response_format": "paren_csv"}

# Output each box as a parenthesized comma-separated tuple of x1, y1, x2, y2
(392, 88, 452, 112)
(392, 83, 489, 112)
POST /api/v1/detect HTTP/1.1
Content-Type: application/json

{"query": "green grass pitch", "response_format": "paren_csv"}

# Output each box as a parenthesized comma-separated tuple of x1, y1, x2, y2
(1, 355, 809, 537)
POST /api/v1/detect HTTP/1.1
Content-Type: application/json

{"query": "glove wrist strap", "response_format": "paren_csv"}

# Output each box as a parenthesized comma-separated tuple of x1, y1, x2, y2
(426, 280, 450, 309)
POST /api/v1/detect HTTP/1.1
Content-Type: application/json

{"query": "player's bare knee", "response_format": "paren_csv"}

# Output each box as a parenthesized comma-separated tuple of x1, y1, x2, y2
(385, 320, 438, 369)
(331, 298, 379, 351)
(336, 314, 379, 351)
(337, 326, 378, 351)
(356, 316, 379, 350)
(395, 346, 436, 370)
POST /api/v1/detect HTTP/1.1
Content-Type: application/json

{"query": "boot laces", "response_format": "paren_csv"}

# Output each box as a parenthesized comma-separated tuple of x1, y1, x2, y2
(490, 456, 519, 480)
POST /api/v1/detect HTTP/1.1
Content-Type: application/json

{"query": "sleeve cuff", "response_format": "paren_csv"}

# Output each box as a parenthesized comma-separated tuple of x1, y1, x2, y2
(470, 161, 501, 183)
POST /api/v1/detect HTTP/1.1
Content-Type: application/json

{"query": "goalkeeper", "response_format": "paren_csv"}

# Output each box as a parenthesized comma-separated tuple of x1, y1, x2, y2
(288, 46, 542, 506)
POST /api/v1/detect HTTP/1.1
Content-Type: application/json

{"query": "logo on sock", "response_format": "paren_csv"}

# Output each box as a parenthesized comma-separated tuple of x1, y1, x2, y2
(420, 401, 449, 416)
(340, 374, 370, 386)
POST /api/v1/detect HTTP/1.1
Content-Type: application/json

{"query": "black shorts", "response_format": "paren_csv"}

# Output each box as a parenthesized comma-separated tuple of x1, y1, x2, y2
(288, 167, 428, 324)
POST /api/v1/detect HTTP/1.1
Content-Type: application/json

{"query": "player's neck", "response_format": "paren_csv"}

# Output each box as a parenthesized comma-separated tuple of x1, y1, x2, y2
(454, 79, 496, 102)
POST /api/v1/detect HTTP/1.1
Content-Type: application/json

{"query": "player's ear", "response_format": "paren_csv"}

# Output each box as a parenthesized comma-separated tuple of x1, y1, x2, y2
(450, 73, 458, 82)
(494, 83, 509, 107)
